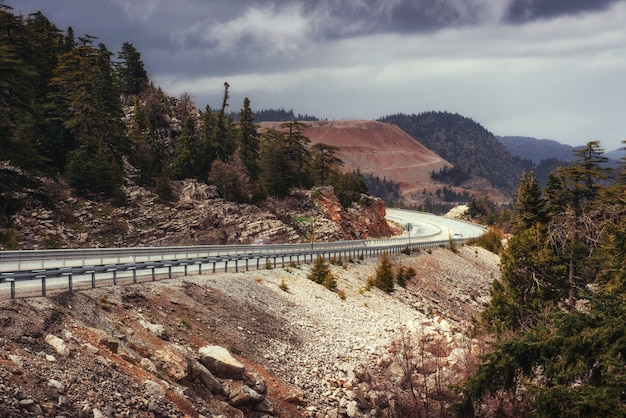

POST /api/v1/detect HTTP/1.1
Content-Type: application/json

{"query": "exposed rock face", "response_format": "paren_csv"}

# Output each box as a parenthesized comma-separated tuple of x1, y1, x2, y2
(313, 186, 393, 239)
(9, 179, 393, 250)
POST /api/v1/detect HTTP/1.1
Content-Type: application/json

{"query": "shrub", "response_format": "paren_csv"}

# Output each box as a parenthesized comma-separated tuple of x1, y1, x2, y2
(373, 252, 394, 293)
(279, 278, 289, 292)
(469, 227, 503, 254)
(396, 267, 406, 288)
(308, 256, 336, 289)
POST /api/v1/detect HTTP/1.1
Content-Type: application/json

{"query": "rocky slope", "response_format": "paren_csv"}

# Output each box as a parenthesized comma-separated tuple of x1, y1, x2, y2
(8, 180, 393, 250)
(0, 245, 499, 417)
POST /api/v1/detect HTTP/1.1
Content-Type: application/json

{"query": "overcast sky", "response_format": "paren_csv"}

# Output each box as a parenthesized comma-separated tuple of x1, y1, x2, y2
(12, 0, 626, 151)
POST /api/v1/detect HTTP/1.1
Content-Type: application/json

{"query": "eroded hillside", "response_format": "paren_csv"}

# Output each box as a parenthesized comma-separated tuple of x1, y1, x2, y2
(259, 120, 453, 200)
(0, 245, 498, 417)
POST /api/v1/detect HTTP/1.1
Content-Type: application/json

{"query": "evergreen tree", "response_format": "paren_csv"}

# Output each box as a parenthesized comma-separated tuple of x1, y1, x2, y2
(280, 121, 312, 188)
(551, 141, 611, 307)
(169, 116, 200, 180)
(259, 129, 292, 198)
(513, 170, 546, 229)
(456, 142, 626, 417)
(49, 37, 128, 198)
(116, 42, 148, 96)
(214, 82, 236, 161)
(236, 97, 260, 181)
(307, 255, 336, 289)
(330, 169, 368, 208)
(310, 143, 343, 185)
(372, 252, 394, 293)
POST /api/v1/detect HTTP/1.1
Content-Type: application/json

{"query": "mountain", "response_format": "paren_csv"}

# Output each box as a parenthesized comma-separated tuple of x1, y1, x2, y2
(497, 136, 577, 164)
(295, 120, 451, 188)
(605, 148, 626, 161)
(379, 112, 523, 199)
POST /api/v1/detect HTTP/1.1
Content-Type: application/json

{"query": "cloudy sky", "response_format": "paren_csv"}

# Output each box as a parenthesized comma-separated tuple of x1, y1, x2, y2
(13, 0, 626, 151)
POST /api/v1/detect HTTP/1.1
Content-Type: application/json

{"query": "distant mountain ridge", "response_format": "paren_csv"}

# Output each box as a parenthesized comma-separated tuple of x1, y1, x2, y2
(497, 136, 577, 165)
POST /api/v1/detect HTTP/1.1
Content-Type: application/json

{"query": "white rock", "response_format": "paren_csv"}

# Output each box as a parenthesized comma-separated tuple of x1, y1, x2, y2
(45, 334, 70, 356)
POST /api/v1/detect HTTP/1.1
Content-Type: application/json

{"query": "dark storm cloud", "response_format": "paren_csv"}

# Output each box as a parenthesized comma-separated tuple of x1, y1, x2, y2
(507, 0, 620, 22)
(9, 0, 626, 150)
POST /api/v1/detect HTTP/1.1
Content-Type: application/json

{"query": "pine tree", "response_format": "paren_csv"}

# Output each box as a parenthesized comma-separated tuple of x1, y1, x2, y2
(169, 116, 199, 180)
(116, 42, 148, 96)
(373, 253, 394, 293)
(280, 121, 313, 188)
(551, 141, 611, 307)
(49, 37, 128, 198)
(236, 97, 260, 181)
(307, 256, 336, 289)
(310, 143, 343, 185)
(214, 82, 236, 161)
(513, 170, 546, 229)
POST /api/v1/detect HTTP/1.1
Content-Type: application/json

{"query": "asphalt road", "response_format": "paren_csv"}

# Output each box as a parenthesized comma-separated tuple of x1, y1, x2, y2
(0, 209, 485, 298)
(385, 208, 486, 241)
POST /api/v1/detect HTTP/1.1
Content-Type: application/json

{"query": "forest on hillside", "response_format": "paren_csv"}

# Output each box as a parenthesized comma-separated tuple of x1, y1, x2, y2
(452, 141, 626, 416)
(379, 112, 527, 195)
(0, 6, 368, 238)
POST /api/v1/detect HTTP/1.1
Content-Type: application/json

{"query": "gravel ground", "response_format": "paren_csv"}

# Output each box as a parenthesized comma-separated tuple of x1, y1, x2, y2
(0, 245, 499, 417)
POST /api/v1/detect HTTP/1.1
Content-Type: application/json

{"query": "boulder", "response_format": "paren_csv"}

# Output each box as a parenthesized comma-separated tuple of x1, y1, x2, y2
(187, 358, 225, 395)
(44, 334, 70, 357)
(228, 385, 264, 407)
(198, 345, 245, 379)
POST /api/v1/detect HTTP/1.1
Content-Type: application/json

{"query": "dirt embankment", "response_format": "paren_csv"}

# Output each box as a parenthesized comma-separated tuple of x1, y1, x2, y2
(0, 245, 499, 417)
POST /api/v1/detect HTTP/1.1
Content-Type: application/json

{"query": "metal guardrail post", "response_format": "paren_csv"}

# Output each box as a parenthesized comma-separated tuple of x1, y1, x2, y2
(148, 266, 155, 281)
(107, 268, 117, 285)
(38, 275, 46, 297)
(128, 266, 137, 284)
(65, 272, 73, 292)
(6, 278, 15, 299)
(182, 263, 188, 276)
(165, 264, 172, 279)
(86, 270, 95, 288)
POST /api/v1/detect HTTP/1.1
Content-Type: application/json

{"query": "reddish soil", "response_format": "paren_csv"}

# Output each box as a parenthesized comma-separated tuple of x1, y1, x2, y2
(260, 120, 452, 197)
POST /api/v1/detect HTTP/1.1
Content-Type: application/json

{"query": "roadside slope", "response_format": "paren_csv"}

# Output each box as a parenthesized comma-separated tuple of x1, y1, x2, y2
(0, 245, 498, 417)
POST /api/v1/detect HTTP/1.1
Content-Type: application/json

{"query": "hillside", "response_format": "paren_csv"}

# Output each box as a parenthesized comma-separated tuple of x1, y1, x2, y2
(497, 135, 577, 164)
(0, 245, 499, 417)
(379, 112, 524, 202)
(260, 120, 452, 197)
(5, 179, 393, 250)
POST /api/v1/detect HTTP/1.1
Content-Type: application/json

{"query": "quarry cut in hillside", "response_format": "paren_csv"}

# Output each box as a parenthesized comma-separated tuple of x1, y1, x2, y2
(259, 120, 452, 196)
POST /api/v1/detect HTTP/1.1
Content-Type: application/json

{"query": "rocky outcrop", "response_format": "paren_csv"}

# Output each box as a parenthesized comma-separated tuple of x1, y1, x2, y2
(9, 179, 393, 250)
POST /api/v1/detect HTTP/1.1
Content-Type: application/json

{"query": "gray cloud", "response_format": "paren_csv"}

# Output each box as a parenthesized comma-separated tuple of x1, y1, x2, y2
(12, 0, 626, 150)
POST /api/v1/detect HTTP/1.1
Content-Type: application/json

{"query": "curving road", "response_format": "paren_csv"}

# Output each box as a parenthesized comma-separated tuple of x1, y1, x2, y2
(385, 208, 486, 241)
(0, 209, 486, 298)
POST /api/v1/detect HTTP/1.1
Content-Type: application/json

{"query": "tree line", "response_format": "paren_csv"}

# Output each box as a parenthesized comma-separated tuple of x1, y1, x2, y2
(0, 6, 367, 229)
